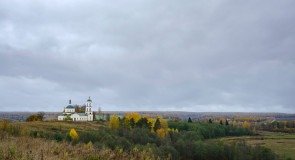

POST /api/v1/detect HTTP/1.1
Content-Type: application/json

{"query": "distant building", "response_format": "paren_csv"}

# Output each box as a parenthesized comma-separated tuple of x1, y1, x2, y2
(58, 97, 93, 121)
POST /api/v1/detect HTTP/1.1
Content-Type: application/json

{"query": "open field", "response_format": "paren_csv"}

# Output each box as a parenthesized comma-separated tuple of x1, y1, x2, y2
(14, 121, 105, 136)
(220, 131, 295, 159)
(247, 139, 295, 159)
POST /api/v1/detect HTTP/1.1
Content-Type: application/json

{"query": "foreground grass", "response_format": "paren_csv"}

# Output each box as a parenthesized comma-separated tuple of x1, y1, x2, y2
(0, 135, 158, 160)
(1, 121, 286, 160)
(246, 139, 295, 159)
(1, 121, 160, 160)
(220, 130, 295, 159)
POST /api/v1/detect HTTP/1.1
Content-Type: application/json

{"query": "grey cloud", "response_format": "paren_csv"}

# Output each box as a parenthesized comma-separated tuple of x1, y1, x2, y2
(0, 0, 295, 112)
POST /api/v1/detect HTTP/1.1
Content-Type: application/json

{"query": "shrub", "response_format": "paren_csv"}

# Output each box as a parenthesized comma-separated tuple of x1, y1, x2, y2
(54, 133, 62, 142)
(8, 146, 16, 159)
(66, 132, 72, 142)
(26, 115, 43, 122)
(30, 130, 43, 138)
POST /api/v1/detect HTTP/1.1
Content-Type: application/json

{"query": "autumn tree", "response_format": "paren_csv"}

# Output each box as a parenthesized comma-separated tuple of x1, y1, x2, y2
(242, 121, 251, 129)
(233, 120, 238, 127)
(93, 111, 96, 120)
(220, 120, 223, 125)
(156, 128, 166, 139)
(109, 114, 119, 130)
(70, 128, 79, 143)
(161, 119, 168, 131)
(98, 107, 102, 120)
(75, 105, 85, 113)
(122, 117, 131, 129)
(226, 120, 229, 126)
(37, 112, 45, 121)
(0, 119, 12, 132)
(125, 112, 141, 123)
(26, 115, 42, 122)
(274, 124, 278, 131)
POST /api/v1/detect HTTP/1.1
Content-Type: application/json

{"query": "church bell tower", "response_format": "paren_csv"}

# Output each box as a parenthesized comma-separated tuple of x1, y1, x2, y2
(85, 96, 93, 121)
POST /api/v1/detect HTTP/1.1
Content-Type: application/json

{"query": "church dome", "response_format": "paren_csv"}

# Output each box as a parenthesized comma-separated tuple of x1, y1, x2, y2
(66, 104, 75, 108)
(87, 96, 92, 102)
(66, 99, 74, 108)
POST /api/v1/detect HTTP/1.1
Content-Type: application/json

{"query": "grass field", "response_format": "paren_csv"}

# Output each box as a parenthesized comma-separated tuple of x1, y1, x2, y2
(220, 131, 295, 159)
(15, 121, 105, 136)
(9, 121, 295, 159)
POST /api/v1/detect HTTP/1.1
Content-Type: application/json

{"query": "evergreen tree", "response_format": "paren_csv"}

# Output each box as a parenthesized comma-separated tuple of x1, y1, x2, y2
(188, 117, 192, 123)
(209, 119, 212, 123)
(154, 118, 161, 132)
(136, 117, 150, 129)
(226, 120, 229, 126)
(220, 120, 223, 125)
(130, 118, 135, 128)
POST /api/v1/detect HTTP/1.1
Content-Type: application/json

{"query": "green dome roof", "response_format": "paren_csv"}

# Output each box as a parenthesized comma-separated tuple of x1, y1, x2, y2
(87, 97, 92, 102)
(66, 105, 75, 109)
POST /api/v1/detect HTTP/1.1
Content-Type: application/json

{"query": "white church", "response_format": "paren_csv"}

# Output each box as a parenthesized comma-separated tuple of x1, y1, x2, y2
(58, 97, 93, 121)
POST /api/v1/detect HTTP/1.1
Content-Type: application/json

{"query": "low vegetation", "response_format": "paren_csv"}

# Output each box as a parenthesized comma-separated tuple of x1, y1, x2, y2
(1, 112, 293, 160)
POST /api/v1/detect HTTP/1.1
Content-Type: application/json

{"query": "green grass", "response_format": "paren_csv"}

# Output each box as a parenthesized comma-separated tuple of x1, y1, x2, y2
(246, 139, 295, 159)
(263, 135, 295, 139)
(219, 130, 295, 159)
(13, 121, 105, 137)
(219, 136, 251, 141)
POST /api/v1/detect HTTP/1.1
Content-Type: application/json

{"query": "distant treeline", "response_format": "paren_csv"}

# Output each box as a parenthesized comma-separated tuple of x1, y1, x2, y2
(1, 111, 295, 123)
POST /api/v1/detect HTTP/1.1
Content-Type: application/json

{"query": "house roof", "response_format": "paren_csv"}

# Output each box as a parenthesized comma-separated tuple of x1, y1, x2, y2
(77, 113, 87, 116)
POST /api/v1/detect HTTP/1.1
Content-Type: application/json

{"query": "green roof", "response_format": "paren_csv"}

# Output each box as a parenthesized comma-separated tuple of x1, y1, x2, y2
(66, 105, 75, 109)
(87, 98, 92, 102)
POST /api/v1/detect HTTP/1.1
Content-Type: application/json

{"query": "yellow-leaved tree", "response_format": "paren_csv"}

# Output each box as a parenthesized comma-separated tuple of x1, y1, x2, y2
(232, 120, 238, 127)
(160, 119, 168, 133)
(242, 121, 251, 129)
(156, 128, 166, 139)
(125, 112, 141, 123)
(70, 128, 79, 142)
(109, 114, 120, 130)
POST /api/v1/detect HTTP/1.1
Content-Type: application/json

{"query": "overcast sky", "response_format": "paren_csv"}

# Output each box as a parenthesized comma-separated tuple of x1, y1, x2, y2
(0, 1, 294, 112)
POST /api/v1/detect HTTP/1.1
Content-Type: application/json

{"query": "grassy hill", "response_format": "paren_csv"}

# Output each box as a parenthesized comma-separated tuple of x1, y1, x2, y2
(0, 117, 290, 160)
(220, 131, 295, 159)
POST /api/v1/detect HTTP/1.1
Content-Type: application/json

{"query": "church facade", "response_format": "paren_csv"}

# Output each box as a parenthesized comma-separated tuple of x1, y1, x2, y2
(58, 97, 93, 121)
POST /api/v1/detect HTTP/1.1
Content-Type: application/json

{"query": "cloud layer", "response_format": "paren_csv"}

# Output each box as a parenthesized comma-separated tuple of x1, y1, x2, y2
(0, 0, 295, 112)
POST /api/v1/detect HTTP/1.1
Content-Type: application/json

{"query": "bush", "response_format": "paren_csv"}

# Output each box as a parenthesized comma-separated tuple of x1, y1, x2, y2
(66, 132, 72, 142)
(30, 130, 43, 138)
(26, 115, 43, 122)
(54, 133, 62, 142)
